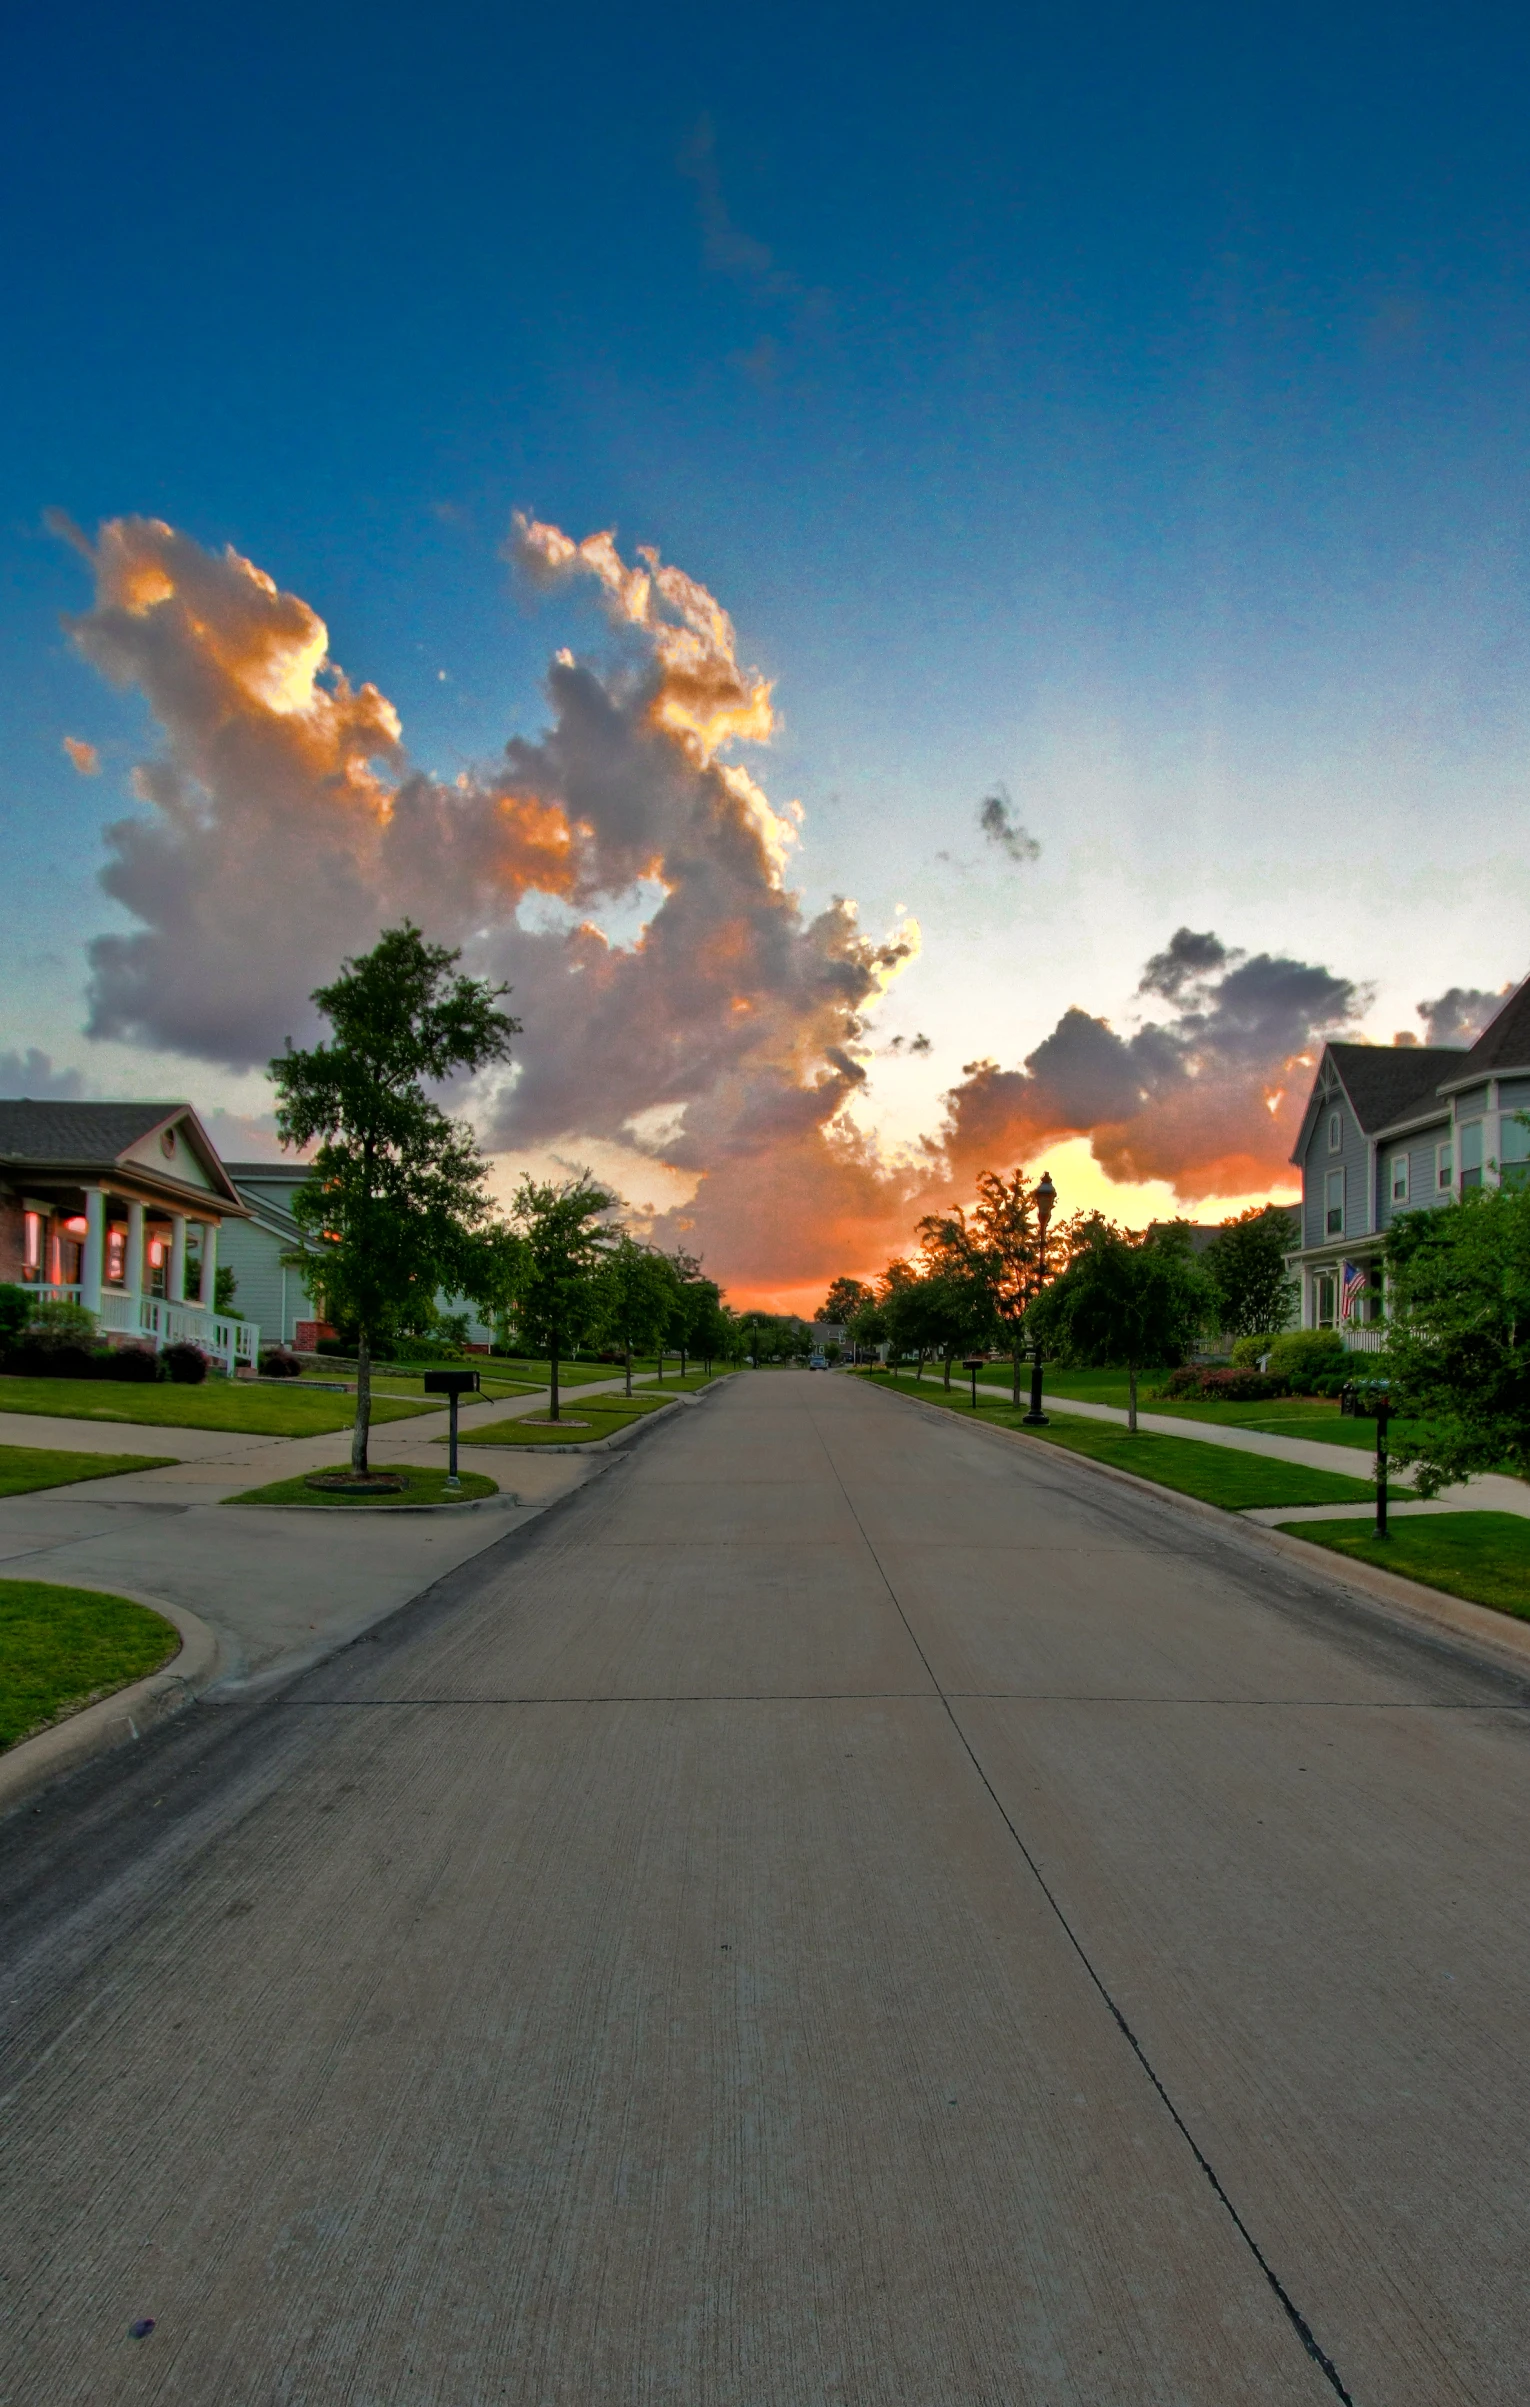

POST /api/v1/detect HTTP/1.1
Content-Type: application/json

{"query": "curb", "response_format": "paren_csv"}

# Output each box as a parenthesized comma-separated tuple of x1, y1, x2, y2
(868, 1380, 1530, 1679)
(226, 1490, 524, 1516)
(0, 1588, 221, 1816)
(452, 1385, 721, 1457)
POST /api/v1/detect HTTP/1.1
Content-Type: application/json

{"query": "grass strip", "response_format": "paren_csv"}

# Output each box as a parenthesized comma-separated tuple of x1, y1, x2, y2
(1273, 1512, 1530, 1621)
(459, 1395, 673, 1447)
(876, 1379, 1404, 1509)
(0, 1444, 177, 1496)
(0, 1580, 180, 1752)
(0, 1374, 432, 1436)
(875, 1365, 1415, 1457)
(226, 1462, 499, 1508)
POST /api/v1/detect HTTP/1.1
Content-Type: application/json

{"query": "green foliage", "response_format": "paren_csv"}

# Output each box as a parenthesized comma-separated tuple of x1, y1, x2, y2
(213, 1264, 238, 1314)
(26, 1297, 98, 1344)
(507, 1173, 617, 1417)
(819, 1276, 869, 1326)
(270, 921, 518, 1470)
(1204, 1206, 1298, 1337)
(1383, 1183, 1530, 1495)
(1029, 1217, 1212, 1427)
(1266, 1328, 1347, 1390)
(0, 1285, 31, 1346)
(596, 1236, 677, 1390)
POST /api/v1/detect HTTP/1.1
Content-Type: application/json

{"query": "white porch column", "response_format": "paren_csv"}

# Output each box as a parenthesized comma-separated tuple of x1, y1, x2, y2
(201, 1220, 218, 1311)
(82, 1187, 105, 1314)
(168, 1213, 187, 1304)
(126, 1199, 145, 1305)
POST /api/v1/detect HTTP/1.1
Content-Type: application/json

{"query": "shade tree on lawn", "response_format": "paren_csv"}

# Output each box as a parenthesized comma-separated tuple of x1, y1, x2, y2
(271, 923, 518, 1476)
(1029, 1217, 1212, 1431)
(595, 1235, 677, 1397)
(1204, 1205, 1298, 1339)
(508, 1173, 618, 1422)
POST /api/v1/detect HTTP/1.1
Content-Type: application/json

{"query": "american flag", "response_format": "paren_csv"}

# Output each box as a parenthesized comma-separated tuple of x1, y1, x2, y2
(1340, 1260, 1368, 1322)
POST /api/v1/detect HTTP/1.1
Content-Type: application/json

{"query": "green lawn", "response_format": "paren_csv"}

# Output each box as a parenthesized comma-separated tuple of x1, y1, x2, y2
(0, 1444, 177, 1497)
(459, 1394, 674, 1447)
(1276, 1512, 1530, 1620)
(640, 1367, 734, 1394)
(0, 1374, 433, 1436)
(875, 1379, 1405, 1510)
(0, 1579, 181, 1752)
(877, 1364, 1416, 1457)
(227, 1462, 500, 1509)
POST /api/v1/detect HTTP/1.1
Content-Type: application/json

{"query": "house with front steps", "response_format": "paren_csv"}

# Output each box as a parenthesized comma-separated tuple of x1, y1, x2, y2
(0, 1099, 259, 1369)
(1288, 977, 1530, 1345)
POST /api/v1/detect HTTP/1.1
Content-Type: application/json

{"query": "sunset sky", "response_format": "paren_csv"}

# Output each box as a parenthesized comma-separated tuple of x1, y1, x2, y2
(3, 1, 1528, 1309)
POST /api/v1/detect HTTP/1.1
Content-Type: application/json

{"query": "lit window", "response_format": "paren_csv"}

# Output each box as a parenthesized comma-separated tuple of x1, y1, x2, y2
(1325, 1168, 1344, 1235)
(1460, 1121, 1483, 1193)
(22, 1211, 41, 1279)
(107, 1226, 126, 1283)
(1328, 1110, 1343, 1151)
(1390, 1155, 1409, 1205)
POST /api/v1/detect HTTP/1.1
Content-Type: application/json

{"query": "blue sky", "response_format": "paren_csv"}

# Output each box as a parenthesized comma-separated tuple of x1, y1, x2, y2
(3, 0, 1528, 1287)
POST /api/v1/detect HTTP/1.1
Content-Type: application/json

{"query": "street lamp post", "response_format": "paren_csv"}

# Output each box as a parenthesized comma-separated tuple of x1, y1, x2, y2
(1023, 1172, 1057, 1426)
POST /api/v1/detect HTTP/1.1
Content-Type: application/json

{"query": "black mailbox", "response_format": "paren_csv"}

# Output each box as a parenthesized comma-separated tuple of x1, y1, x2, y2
(423, 1368, 481, 1396)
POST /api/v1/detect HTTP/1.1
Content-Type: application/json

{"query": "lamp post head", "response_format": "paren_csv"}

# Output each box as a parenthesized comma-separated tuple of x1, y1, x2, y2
(1035, 1172, 1057, 1230)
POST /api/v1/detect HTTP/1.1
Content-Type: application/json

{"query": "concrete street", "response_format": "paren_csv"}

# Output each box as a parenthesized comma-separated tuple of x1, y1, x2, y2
(3, 1369, 1529, 2403)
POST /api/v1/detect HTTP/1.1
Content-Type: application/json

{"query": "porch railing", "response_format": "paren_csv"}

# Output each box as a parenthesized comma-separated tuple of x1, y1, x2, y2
(17, 1284, 259, 1371)
(1341, 1325, 1387, 1353)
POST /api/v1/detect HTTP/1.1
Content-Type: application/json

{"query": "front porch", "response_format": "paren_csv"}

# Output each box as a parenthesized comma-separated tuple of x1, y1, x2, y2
(22, 1280, 259, 1371)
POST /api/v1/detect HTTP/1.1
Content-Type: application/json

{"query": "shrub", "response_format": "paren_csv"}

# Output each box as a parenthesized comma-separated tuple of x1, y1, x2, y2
(0, 1284, 30, 1348)
(161, 1341, 209, 1384)
(260, 1347, 303, 1379)
(26, 1297, 99, 1345)
(1267, 1329, 1346, 1379)
(7, 1339, 100, 1379)
(1196, 1368, 1290, 1402)
(1163, 1366, 1206, 1397)
(106, 1343, 162, 1382)
(1230, 1334, 1273, 1368)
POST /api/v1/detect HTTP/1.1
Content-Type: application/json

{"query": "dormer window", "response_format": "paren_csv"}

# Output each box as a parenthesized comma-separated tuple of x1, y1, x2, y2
(1327, 1110, 1343, 1151)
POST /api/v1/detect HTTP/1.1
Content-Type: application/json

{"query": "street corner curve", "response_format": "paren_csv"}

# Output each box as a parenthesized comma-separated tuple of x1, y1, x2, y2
(0, 1588, 222, 1820)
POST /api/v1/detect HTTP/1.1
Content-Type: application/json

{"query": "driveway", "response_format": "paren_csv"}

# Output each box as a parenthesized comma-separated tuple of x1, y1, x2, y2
(2, 1370, 1527, 2402)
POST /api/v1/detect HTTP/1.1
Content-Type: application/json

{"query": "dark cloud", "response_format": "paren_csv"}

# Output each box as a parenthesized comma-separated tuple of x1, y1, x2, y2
(1138, 926, 1231, 1001)
(977, 786, 1040, 865)
(0, 1048, 85, 1100)
(1416, 984, 1513, 1047)
(936, 935, 1366, 1202)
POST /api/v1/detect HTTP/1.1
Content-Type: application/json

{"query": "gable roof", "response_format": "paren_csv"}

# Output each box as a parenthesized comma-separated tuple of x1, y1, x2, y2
(1443, 975, 1530, 1086)
(1328, 1043, 1465, 1132)
(0, 1099, 246, 1210)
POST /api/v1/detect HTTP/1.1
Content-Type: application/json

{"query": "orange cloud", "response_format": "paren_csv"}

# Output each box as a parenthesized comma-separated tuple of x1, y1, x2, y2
(62, 737, 100, 775)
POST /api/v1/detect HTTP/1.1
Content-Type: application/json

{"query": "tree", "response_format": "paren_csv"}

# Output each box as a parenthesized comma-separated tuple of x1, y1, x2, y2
(1030, 1218, 1212, 1429)
(820, 1276, 870, 1328)
(970, 1167, 1042, 1405)
(846, 1296, 888, 1360)
(271, 922, 518, 1475)
(596, 1235, 678, 1397)
(509, 1174, 617, 1421)
(659, 1248, 703, 1379)
(1384, 1182, 1530, 1494)
(1204, 1206, 1297, 1338)
(915, 1210, 997, 1389)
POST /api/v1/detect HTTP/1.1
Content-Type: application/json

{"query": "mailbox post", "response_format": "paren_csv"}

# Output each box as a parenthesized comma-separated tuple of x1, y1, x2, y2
(962, 1355, 985, 1410)
(423, 1367, 480, 1488)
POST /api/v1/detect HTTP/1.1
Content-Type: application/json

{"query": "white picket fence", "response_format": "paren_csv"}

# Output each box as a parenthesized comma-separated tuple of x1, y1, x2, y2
(22, 1284, 259, 1372)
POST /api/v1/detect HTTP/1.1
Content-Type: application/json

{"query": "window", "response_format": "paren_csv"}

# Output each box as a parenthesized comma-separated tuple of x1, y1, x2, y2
(106, 1225, 126, 1284)
(1460, 1120, 1483, 1193)
(1325, 1168, 1345, 1235)
(1500, 1112, 1530, 1192)
(1328, 1110, 1343, 1152)
(1436, 1139, 1453, 1193)
(22, 1210, 42, 1281)
(1390, 1154, 1409, 1206)
(1313, 1271, 1336, 1328)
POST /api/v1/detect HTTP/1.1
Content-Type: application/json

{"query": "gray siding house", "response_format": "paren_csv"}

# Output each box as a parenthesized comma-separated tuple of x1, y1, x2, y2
(1289, 977, 1530, 1343)
(218, 1163, 323, 1347)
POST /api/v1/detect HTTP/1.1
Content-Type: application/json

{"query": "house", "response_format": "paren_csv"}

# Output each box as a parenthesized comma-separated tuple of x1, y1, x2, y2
(0, 1100, 259, 1369)
(219, 1161, 324, 1348)
(1288, 977, 1530, 1345)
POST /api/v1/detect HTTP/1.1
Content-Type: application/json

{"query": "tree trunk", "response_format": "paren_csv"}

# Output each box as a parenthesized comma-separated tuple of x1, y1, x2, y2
(915, 1348, 925, 1384)
(351, 1328, 372, 1474)
(550, 1332, 561, 1423)
(624, 1339, 633, 1399)
(1128, 1362, 1138, 1433)
(680, 1344, 688, 1378)
(942, 1346, 953, 1391)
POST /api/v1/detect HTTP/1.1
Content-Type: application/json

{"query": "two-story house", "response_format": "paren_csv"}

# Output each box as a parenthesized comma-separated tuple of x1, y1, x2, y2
(1288, 976, 1530, 1344)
